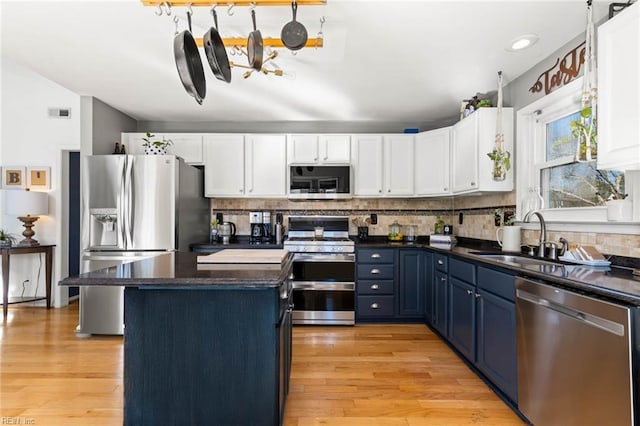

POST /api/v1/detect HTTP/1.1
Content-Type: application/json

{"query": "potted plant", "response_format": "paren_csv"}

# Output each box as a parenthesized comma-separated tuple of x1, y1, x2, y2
(0, 229, 17, 248)
(487, 148, 511, 181)
(142, 132, 173, 155)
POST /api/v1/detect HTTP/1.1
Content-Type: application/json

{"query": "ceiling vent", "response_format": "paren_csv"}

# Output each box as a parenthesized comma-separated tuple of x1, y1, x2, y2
(48, 107, 71, 119)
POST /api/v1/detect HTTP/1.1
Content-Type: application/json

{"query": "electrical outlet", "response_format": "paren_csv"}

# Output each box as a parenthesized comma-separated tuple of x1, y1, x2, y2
(216, 212, 223, 223)
(370, 213, 377, 225)
(458, 212, 464, 224)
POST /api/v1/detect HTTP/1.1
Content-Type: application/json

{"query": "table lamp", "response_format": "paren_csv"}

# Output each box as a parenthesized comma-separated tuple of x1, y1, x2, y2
(4, 189, 49, 246)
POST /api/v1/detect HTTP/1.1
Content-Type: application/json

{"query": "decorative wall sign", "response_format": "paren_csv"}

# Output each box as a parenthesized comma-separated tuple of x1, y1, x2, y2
(2, 166, 26, 189)
(27, 167, 51, 189)
(529, 41, 586, 95)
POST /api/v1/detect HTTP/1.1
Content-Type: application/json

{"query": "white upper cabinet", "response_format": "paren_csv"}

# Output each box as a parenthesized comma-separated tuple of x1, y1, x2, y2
(352, 134, 414, 197)
(203, 134, 286, 198)
(383, 134, 414, 196)
(121, 132, 203, 164)
(415, 127, 451, 196)
(287, 134, 351, 164)
(352, 135, 384, 196)
(597, 2, 640, 170)
(244, 134, 287, 197)
(452, 107, 514, 194)
(203, 134, 245, 197)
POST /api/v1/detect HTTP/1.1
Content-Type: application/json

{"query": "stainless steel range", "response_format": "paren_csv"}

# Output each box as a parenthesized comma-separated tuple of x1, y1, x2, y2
(284, 216, 355, 325)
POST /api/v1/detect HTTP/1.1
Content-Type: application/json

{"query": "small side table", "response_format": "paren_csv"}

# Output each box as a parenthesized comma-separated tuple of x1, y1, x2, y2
(1, 244, 55, 320)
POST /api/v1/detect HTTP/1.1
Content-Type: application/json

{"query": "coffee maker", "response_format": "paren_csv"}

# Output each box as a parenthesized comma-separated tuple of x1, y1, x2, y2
(249, 212, 266, 244)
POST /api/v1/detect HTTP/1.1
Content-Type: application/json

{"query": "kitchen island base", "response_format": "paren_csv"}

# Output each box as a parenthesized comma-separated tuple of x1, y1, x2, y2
(124, 286, 291, 426)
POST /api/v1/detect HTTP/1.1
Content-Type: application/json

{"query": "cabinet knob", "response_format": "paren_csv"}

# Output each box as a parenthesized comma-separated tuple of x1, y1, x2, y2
(249, 189, 253, 192)
(475, 293, 481, 299)
(437, 259, 444, 265)
(387, 189, 391, 193)
(323, 156, 328, 160)
(444, 187, 448, 191)
(371, 303, 379, 309)
(370, 268, 380, 275)
(314, 157, 318, 161)
(470, 182, 476, 186)
(370, 284, 379, 290)
(466, 289, 473, 295)
(371, 253, 381, 259)
(440, 277, 446, 282)
(239, 189, 244, 193)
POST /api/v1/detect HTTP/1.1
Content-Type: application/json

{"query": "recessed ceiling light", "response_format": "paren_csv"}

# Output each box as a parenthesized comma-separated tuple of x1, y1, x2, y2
(506, 34, 539, 52)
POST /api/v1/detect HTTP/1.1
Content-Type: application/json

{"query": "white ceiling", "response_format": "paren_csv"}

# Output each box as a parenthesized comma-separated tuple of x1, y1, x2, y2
(0, 0, 610, 126)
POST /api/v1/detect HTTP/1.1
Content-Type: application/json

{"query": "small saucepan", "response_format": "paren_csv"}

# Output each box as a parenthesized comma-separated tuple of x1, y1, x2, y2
(281, 1, 308, 51)
(203, 7, 231, 83)
(247, 9, 263, 71)
(174, 11, 206, 104)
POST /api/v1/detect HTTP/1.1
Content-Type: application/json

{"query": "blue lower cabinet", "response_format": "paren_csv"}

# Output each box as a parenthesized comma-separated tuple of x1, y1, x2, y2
(398, 249, 426, 318)
(433, 270, 448, 336)
(448, 277, 476, 361)
(357, 295, 395, 317)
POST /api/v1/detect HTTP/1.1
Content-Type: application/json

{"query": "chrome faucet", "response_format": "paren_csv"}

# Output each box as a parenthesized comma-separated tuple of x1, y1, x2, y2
(523, 210, 547, 258)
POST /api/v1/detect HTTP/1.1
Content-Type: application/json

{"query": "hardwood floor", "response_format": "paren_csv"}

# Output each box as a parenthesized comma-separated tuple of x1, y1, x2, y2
(1, 303, 524, 425)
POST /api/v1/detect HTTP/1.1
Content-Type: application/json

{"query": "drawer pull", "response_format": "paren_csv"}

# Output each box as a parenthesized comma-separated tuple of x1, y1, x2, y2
(440, 277, 446, 282)
(437, 259, 444, 265)
(475, 293, 481, 299)
(371, 253, 381, 259)
(371, 303, 379, 309)
(370, 268, 381, 274)
(466, 289, 473, 295)
(370, 284, 379, 290)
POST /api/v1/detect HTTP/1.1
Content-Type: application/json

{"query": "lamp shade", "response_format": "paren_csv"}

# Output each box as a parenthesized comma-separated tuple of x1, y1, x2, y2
(4, 190, 48, 216)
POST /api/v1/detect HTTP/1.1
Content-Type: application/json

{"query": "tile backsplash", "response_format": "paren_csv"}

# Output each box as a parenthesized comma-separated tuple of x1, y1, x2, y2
(210, 192, 640, 258)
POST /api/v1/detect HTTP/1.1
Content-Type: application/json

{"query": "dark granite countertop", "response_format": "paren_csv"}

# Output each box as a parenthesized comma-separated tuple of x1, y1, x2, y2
(60, 251, 293, 289)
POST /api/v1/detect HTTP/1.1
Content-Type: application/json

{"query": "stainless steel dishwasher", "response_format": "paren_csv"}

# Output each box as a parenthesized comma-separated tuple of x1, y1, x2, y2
(516, 277, 635, 426)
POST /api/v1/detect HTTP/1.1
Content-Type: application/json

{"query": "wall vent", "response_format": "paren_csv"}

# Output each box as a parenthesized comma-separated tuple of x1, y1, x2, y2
(48, 107, 71, 119)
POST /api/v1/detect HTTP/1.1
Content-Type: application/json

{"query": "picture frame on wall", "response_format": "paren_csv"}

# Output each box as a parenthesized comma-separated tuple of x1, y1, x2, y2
(2, 166, 26, 189)
(27, 166, 51, 189)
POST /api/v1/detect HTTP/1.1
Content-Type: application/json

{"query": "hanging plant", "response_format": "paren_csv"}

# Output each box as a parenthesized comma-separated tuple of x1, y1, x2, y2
(487, 71, 511, 181)
(487, 146, 511, 181)
(571, 106, 597, 162)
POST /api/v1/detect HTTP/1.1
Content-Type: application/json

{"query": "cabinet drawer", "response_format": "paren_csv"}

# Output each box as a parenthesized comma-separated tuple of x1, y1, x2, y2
(450, 257, 476, 284)
(357, 280, 394, 295)
(357, 295, 395, 317)
(477, 266, 515, 302)
(434, 254, 448, 272)
(357, 248, 395, 264)
(357, 264, 394, 280)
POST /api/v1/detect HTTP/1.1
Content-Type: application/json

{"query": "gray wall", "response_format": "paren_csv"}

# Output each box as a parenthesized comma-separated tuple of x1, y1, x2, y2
(91, 98, 137, 154)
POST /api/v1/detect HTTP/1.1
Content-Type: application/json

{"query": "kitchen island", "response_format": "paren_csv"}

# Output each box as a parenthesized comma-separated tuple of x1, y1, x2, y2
(60, 251, 294, 426)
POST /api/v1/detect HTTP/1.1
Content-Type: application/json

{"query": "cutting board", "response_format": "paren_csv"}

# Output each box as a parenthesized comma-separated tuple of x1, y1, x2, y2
(197, 249, 289, 264)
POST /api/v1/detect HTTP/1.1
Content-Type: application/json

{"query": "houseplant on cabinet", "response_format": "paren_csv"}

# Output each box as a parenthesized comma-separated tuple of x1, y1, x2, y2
(142, 132, 173, 155)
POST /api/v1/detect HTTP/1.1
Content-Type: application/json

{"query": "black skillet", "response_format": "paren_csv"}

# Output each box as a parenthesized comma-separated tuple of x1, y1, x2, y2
(174, 11, 206, 104)
(281, 1, 308, 51)
(203, 8, 231, 83)
(247, 9, 263, 71)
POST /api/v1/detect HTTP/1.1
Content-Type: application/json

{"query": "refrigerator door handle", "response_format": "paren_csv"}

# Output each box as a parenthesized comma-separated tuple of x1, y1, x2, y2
(117, 157, 127, 249)
(124, 156, 134, 248)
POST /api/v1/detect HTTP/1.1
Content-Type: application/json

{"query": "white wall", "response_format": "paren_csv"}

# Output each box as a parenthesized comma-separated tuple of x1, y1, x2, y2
(0, 57, 81, 307)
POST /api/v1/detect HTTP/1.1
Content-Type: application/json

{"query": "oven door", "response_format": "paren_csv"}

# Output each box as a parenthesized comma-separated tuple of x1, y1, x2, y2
(291, 253, 355, 325)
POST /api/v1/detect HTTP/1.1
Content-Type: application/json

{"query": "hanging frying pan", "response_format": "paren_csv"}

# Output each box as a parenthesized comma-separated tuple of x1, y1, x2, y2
(247, 9, 263, 71)
(174, 11, 206, 104)
(203, 7, 231, 83)
(281, 1, 308, 51)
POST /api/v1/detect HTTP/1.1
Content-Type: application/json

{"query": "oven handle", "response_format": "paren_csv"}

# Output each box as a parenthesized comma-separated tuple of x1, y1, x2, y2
(292, 253, 355, 262)
(292, 281, 355, 291)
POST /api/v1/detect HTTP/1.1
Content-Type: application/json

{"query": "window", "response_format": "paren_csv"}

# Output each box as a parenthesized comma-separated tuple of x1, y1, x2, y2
(516, 77, 635, 228)
(539, 111, 624, 209)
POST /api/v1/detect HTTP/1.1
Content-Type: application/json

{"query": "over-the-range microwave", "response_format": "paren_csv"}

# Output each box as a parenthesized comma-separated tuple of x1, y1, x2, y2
(288, 164, 352, 200)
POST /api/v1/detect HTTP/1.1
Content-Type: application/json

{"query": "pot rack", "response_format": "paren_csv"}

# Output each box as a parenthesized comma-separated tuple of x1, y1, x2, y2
(143, 0, 325, 48)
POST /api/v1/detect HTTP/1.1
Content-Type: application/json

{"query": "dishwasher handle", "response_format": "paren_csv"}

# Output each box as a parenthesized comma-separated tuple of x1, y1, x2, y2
(516, 288, 625, 337)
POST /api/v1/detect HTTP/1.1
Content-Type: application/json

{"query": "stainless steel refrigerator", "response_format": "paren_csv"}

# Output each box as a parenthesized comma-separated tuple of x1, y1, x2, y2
(78, 155, 209, 335)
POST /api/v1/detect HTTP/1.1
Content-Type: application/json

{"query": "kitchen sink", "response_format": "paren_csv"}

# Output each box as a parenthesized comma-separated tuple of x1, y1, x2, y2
(470, 252, 560, 267)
